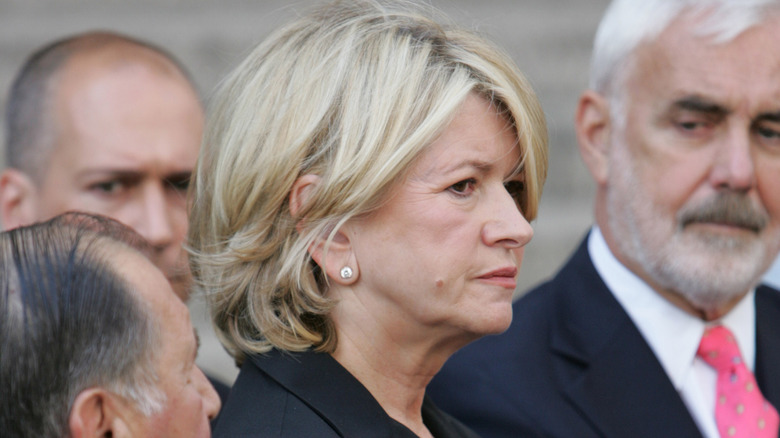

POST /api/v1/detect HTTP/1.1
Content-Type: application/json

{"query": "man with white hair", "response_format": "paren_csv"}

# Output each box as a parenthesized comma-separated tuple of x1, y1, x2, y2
(428, 1, 780, 437)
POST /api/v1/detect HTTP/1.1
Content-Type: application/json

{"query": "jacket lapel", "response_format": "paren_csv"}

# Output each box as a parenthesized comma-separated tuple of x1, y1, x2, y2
(755, 285, 780, 407)
(548, 239, 703, 437)
(252, 350, 416, 438)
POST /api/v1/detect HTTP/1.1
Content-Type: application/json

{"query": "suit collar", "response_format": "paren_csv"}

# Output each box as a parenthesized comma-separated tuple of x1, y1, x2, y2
(755, 285, 780, 407)
(250, 349, 466, 438)
(593, 228, 762, 392)
(548, 236, 703, 437)
(250, 349, 414, 438)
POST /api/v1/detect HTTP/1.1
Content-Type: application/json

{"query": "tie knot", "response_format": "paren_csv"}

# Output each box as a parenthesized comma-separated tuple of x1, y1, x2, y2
(697, 325, 744, 372)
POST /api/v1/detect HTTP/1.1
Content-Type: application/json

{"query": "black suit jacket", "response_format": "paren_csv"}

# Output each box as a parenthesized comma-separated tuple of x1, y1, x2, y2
(427, 236, 780, 438)
(214, 349, 479, 437)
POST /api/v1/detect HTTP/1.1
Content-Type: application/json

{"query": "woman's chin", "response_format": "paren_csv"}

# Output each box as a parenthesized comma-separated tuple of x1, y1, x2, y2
(459, 305, 514, 339)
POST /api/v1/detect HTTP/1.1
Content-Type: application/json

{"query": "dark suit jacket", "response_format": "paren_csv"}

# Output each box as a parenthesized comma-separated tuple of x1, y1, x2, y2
(427, 236, 780, 438)
(214, 348, 480, 437)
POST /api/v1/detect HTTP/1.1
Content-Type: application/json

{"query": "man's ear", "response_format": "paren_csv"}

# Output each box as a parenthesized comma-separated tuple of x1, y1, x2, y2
(575, 90, 612, 186)
(68, 388, 134, 438)
(289, 174, 358, 285)
(0, 169, 39, 230)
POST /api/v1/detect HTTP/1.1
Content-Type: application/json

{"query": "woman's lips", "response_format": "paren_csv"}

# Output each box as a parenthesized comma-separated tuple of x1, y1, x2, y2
(478, 267, 518, 289)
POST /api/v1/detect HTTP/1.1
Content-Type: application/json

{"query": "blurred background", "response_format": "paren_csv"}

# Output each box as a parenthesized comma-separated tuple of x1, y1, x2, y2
(0, 0, 611, 384)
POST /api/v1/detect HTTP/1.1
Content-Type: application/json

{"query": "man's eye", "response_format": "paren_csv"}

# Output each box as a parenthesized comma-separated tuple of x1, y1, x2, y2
(674, 114, 720, 137)
(756, 125, 780, 140)
(166, 173, 192, 192)
(448, 178, 476, 197)
(91, 181, 123, 194)
(678, 121, 707, 131)
(167, 178, 190, 191)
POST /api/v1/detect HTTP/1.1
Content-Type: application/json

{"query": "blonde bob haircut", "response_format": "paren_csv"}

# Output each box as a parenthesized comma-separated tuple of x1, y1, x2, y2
(188, 0, 548, 364)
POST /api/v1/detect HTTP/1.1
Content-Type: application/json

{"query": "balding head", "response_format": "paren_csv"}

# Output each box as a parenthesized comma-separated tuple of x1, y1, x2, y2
(0, 31, 203, 300)
(5, 31, 197, 180)
(0, 212, 220, 437)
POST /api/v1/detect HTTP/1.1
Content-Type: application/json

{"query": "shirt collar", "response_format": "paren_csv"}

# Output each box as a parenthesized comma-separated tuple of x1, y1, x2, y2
(587, 227, 756, 389)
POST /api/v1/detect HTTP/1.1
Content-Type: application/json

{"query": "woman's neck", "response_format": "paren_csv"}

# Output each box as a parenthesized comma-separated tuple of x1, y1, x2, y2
(331, 332, 436, 438)
(328, 300, 468, 436)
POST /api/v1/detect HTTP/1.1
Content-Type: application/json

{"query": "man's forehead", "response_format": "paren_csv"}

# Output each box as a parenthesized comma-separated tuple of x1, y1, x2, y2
(627, 15, 780, 106)
(61, 41, 185, 82)
(46, 70, 200, 178)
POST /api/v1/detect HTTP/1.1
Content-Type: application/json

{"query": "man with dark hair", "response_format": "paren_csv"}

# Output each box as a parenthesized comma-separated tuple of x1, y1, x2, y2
(0, 30, 201, 301)
(0, 31, 232, 401)
(0, 212, 220, 437)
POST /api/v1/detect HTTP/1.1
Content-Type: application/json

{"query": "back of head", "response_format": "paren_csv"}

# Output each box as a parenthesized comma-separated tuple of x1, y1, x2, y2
(0, 213, 159, 437)
(4, 30, 194, 182)
(189, 0, 548, 363)
(590, 0, 780, 98)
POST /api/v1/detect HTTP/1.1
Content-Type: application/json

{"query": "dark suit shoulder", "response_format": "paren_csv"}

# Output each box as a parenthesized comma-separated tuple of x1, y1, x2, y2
(755, 284, 780, 407)
(217, 350, 470, 438)
(213, 354, 340, 437)
(757, 283, 780, 305)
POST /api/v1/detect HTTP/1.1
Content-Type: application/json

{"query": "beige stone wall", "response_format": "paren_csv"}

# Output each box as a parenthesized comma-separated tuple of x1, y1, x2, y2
(0, 0, 611, 383)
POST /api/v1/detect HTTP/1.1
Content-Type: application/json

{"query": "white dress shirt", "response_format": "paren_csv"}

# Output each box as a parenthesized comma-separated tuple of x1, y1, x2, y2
(588, 227, 756, 438)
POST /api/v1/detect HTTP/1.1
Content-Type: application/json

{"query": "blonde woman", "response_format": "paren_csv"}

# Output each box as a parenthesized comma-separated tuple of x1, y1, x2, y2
(189, 1, 548, 436)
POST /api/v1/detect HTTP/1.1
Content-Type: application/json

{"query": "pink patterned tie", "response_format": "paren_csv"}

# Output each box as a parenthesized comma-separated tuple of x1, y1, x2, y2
(697, 325, 779, 438)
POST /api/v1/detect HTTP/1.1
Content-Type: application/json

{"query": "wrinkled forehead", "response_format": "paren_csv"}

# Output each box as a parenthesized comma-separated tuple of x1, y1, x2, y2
(610, 10, 780, 110)
(594, 2, 780, 96)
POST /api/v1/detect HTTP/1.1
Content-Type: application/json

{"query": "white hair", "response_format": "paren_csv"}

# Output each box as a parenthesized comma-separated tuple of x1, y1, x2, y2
(591, 0, 780, 99)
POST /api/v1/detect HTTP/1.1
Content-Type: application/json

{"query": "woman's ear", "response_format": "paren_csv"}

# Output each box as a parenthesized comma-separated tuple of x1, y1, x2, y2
(68, 388, 135, 438)
(575, 90, 612, 186)
(289, 174, 321, 223)
(290, 174, 358, 285)
(309, 225, 359, 286)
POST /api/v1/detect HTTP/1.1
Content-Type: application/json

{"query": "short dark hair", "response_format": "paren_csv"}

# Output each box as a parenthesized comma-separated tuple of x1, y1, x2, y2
(4, 30, 196, 181)
(0, 212, 161, 438)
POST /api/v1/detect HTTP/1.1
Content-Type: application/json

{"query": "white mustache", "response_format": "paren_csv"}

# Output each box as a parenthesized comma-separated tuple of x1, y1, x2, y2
(678, 193, 768, 233)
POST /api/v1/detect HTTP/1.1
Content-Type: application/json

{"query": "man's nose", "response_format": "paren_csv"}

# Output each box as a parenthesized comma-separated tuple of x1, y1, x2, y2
(134, 184, 176, 250)
(710, 128, 756, 192)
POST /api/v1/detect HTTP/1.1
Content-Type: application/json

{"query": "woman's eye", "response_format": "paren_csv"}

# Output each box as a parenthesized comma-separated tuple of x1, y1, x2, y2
(504, 180, 525, 206)
(448, 178, 477, 196)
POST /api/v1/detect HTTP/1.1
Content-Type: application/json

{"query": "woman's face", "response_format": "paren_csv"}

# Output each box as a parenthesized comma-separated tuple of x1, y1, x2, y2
(347, 94, 533, 343)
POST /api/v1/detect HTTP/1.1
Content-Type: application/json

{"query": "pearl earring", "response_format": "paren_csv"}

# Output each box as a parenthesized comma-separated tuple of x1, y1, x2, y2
(340, 266, 353, 279)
